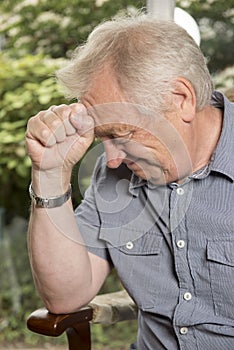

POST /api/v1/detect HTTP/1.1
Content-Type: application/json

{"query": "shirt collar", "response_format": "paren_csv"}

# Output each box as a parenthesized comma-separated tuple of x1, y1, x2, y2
(129, 174, 148, 196)
(129, 173, 162, 196)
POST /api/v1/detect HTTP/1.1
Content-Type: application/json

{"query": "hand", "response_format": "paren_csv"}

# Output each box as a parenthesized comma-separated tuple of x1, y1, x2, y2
(26, 103, 94, 175)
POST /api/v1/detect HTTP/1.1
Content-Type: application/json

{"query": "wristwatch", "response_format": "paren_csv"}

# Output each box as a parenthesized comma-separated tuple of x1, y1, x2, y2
(29, 183, 72, 208)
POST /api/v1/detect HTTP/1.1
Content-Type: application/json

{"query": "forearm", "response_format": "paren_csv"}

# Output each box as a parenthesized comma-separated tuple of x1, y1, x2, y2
(28, 198, 95, 313)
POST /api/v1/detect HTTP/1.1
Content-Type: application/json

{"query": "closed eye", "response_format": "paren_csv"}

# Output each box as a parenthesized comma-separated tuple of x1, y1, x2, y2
(111, 131, 133, 144)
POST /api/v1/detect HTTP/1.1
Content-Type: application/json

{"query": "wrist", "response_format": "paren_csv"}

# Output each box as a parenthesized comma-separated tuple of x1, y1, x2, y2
(31, 168, 72, 197)
(29, 183, 72, 208)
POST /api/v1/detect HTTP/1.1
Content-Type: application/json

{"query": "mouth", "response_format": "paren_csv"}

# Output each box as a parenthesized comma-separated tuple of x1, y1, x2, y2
(124, 158, 156, 170)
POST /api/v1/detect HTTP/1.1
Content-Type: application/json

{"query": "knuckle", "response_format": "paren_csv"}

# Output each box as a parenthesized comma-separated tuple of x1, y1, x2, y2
(51, 118, 62, 127)
(71, 102, 87, 114)
(52, 104, 68, 113)
(52, 104, 71, 120)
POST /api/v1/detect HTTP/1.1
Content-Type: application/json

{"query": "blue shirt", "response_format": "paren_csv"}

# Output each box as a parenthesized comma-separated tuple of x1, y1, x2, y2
(76, 92, 234, 350)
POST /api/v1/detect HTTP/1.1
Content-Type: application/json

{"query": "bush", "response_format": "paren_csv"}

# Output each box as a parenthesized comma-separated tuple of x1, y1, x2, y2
(213, 66, 234, 91)
(0, 53, 67, 218)
(0, 218, 43, 344)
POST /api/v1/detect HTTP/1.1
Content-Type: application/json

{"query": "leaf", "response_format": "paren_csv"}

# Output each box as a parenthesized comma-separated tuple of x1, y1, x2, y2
(7, 159, 18, 169)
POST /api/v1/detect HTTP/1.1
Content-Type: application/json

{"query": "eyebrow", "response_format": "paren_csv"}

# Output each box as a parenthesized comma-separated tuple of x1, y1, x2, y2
(94, 125, 134, 139)
(94, 123, 118, 137)
(94, 126, 115, 138)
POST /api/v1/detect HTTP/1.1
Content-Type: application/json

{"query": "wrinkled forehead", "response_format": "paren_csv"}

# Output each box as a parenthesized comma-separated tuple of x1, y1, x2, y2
(86, 101, 153, 129)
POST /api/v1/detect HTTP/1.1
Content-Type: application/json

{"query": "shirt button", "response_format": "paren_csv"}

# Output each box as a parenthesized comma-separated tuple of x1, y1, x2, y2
(177, 240, 185, 249)
(183, 292, 192, 301)
(126, 241, 134, 250)
(176, 187, 184, 195)
(180, 327, 188, 335)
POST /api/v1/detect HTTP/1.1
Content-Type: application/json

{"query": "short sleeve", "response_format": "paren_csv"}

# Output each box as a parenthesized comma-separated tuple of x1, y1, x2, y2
(75, 156, 112, 262)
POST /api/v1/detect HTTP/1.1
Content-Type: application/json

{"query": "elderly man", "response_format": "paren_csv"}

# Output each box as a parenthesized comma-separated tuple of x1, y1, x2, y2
(26, 16, 234, 350)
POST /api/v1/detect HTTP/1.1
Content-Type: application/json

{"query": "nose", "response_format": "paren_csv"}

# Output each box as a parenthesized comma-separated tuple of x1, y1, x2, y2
(103, 140, 126, 168)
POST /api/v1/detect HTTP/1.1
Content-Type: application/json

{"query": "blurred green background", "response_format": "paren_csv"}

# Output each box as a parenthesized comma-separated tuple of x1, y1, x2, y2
(0, 0, 233, 348)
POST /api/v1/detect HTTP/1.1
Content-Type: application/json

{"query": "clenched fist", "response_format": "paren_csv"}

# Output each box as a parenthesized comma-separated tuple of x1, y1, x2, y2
(26, 103, 94, 172)
(26, 103, 94, 195)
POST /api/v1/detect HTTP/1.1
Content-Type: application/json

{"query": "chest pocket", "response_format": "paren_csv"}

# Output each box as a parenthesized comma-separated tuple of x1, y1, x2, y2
(99, 226, 163, 310)
(207, 238, 234, 319)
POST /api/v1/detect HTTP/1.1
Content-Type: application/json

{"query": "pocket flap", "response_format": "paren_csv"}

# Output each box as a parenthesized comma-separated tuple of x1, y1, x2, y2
(207, 239, 234, 267)
(119, 233, 162, 255)
(100, 225, 162, 255)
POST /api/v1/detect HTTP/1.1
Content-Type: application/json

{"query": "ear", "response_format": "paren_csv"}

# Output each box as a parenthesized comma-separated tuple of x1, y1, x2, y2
(171, 78, 196, 122)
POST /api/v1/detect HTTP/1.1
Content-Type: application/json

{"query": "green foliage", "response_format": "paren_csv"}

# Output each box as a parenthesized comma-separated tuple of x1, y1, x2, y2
(0, 0, 145, 219)
(0, 218, 70, 346)
(177, 0, 234, 73)
(0, 0, 145, 59)
(91, 321, 138, 349)
(0, 53, 67, 218)
(212, 66, 234, 91)
(0, 219, 42, 344)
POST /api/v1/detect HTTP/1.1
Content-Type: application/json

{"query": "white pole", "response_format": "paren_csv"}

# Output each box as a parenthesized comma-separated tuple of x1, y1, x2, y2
(147, 0, 175, 20)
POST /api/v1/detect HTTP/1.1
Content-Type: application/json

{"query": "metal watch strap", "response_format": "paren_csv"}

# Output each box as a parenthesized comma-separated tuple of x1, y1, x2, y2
(29, 183, 72, 208)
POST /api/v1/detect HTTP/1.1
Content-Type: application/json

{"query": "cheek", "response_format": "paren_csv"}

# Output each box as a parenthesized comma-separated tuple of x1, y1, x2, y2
(124, 142, 147, 158)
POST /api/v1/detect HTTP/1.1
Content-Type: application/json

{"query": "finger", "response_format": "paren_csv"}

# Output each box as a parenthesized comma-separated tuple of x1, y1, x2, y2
(26, 114, 57, 147)
(49, 104, 76, 136)
(41, 109, 67, 143)
(49, 103, 91, 138)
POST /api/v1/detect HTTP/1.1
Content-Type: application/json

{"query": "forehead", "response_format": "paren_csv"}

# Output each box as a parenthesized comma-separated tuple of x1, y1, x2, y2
(86, 102, 151, 134)
(81, 69, 151, 126)
(81, 72, 159, 137)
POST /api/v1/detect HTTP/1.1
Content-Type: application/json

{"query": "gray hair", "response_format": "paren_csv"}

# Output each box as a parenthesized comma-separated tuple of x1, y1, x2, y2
(56, 15, 213, 112)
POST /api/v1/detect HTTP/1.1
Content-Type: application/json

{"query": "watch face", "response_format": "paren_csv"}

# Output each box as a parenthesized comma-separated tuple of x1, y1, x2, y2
(37, 197, 49, 208)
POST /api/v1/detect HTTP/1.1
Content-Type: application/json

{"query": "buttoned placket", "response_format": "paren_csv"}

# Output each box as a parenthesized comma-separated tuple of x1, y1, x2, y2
(169, 181, 198, 349)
